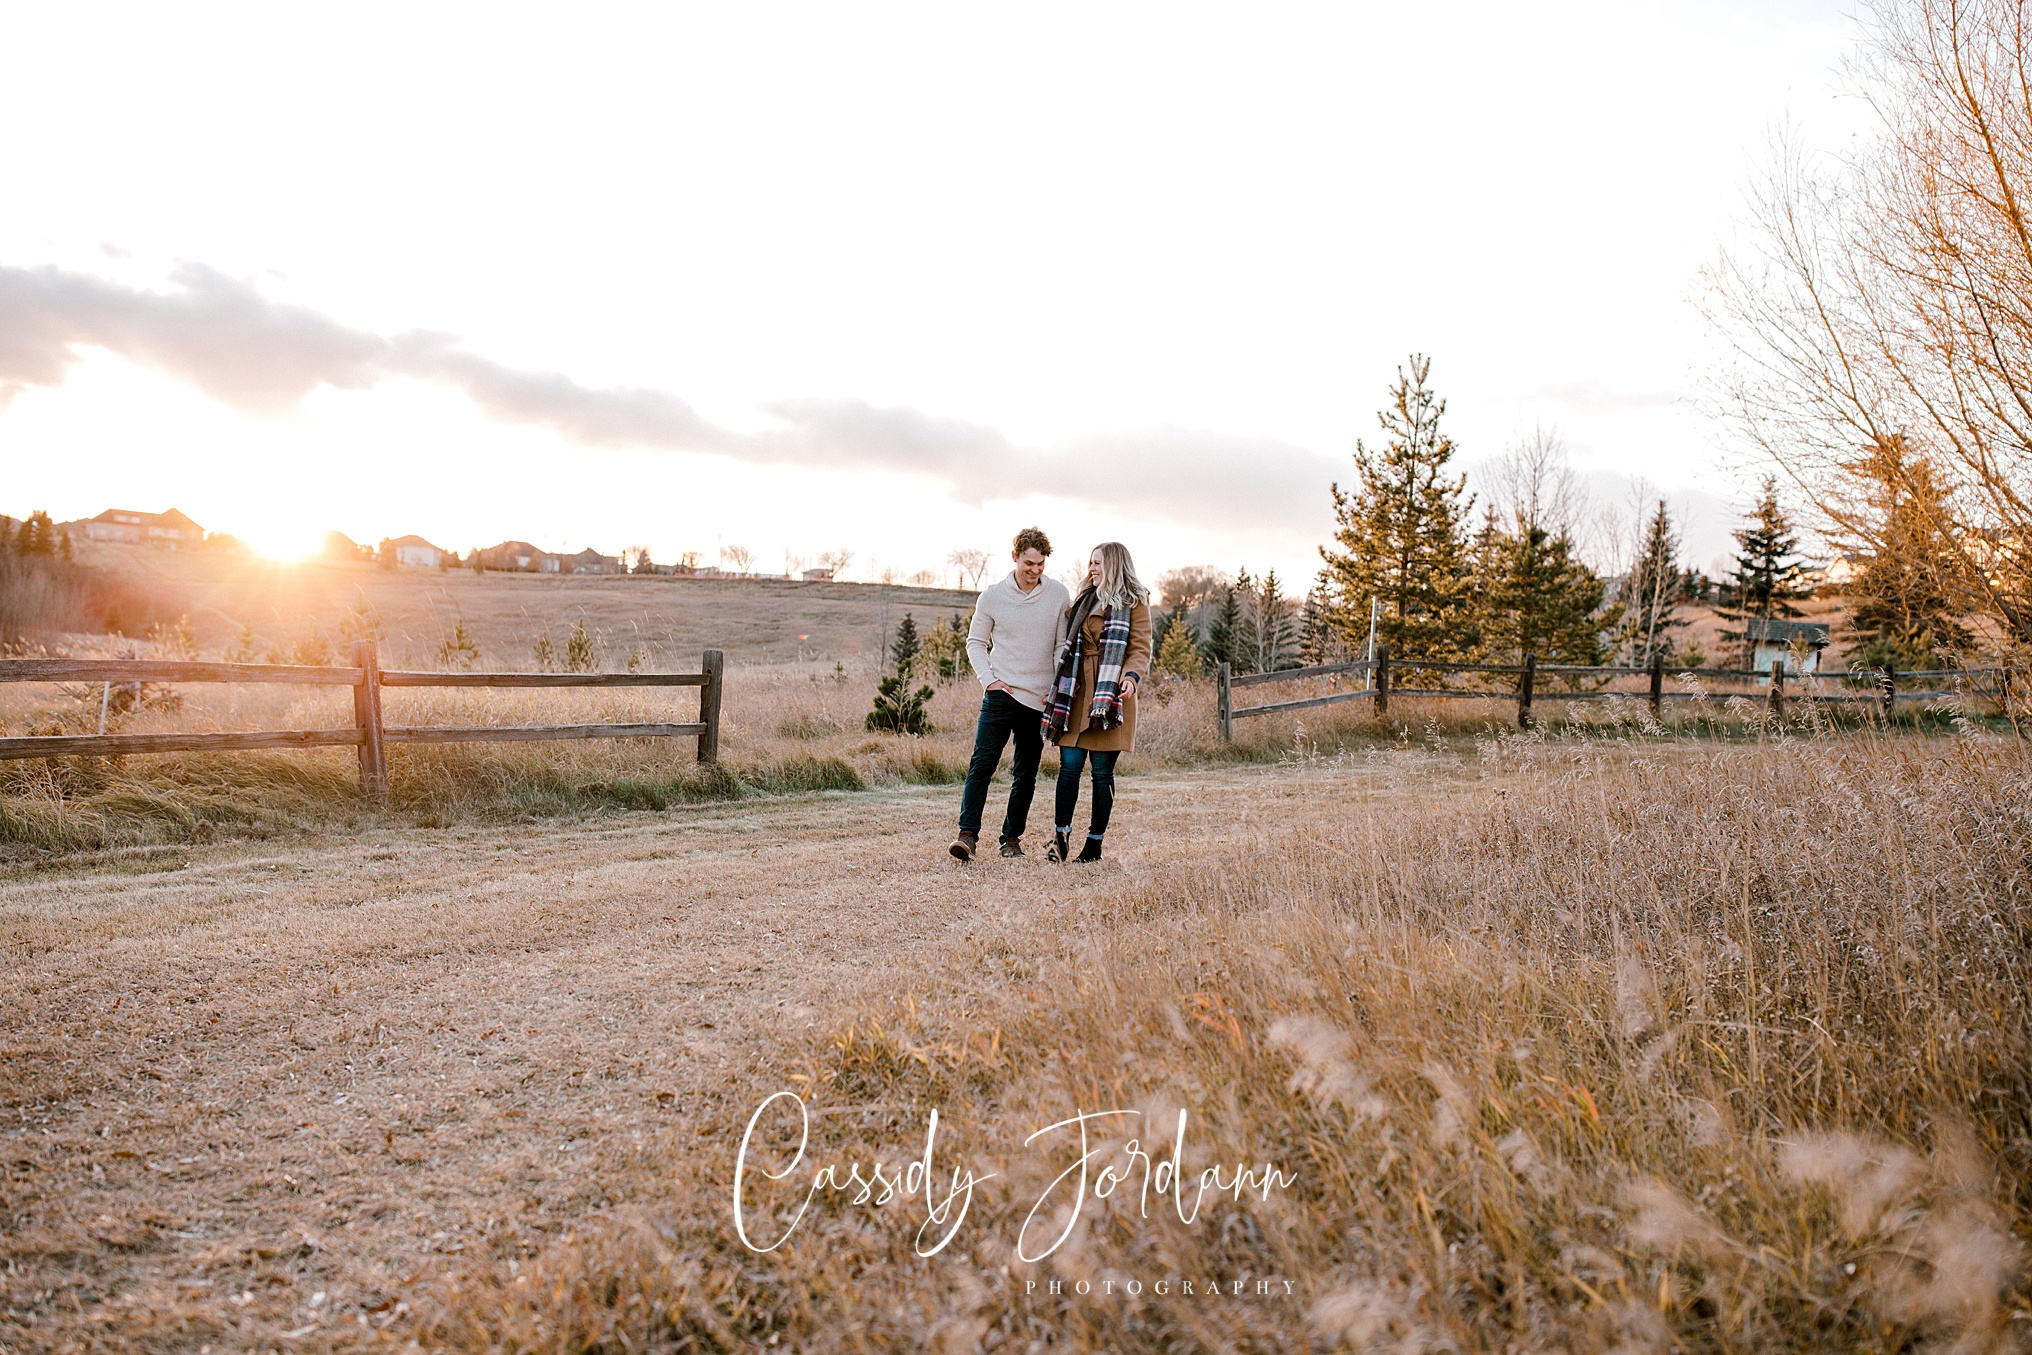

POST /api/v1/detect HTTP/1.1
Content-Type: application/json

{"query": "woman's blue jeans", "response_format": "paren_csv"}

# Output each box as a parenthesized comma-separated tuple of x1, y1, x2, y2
(1054, 746, 1120, 838)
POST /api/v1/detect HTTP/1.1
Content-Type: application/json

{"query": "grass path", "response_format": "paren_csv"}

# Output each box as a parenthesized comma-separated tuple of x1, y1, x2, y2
(0, 755, 1464, 1350)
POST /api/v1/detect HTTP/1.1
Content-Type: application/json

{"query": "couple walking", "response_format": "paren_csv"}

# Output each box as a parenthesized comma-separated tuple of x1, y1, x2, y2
(949, 526, 1151, 863)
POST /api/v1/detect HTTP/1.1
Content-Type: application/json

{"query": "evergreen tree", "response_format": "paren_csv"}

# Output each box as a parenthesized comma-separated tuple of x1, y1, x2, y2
(866, 674, 934, 734)
(890, 613, 921, 672)
(1473, 518, 1617, 673)
(564, 618, 598, 673)
(1204, 587, 1246, 673)
(1718, 476, 1811, 666)
(1155, 612, 1204, 677)
(1621, 500, 1689, 667)
(18, 510, 58, 556)
(1319, 355, 1474, 670)
(1841, 436, 1974, 669)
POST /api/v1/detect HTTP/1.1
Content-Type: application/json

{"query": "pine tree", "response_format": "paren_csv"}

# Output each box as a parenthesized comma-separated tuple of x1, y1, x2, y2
(436, 618, 481, 671)
(1841, 437, 1974, 669)
(1621, 500, 1688, 667)
(1155, 612, 1204, 677)
(1204, 587, 1246, 674)
(564, 619, 597, 673)
(1319, 355, 1474, 672)
(18, 511, 57, 556)
(1473, 519, 1617, 673)
(865, 674, 935, 734)
(890, 613, 921, 673)
(1718, 476, 1810, 666)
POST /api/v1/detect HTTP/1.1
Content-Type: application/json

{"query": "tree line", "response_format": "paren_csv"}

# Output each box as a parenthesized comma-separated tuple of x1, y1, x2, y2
(1149, 352, 1959, 680)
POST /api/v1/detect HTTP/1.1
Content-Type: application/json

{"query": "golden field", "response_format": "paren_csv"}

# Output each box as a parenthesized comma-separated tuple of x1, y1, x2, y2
(2, 553, 2026, 1352)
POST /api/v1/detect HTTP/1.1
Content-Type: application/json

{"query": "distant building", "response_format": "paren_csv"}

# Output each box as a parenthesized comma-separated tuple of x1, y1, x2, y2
(1748, 618, 1830, 676)
(322, 530, 370, 561)
(383, 535, 446, 569)
(801, 567, 836, 582)
(67, 508, 204, 548)
(481, 539, 546, 572)
(566, 548, 621, 575)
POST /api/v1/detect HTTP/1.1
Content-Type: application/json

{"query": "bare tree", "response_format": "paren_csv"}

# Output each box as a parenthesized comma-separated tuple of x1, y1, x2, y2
(817, 548, 854, 578)
(720, 544, 752, 575)
(1705, 0, 2032, 639)
(1156, 565, 1231, 609)
(1485, 425, 1591, 539)
(622, 544, 653, 574)
(947, 547, 989, 589)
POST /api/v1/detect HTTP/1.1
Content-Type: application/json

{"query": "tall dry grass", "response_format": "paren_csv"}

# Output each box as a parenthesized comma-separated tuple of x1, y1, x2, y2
(419, 730, 2032, 1352)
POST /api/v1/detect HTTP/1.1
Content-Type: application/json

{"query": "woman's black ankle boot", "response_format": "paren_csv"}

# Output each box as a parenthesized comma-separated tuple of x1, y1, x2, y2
(1049, 830, 1071, 863)
(1076, 835, 1103, 863)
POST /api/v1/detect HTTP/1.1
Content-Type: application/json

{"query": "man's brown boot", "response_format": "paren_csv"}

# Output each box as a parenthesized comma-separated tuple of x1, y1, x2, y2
(999, 837, 1025, 858)
(949, 830, 978, 862)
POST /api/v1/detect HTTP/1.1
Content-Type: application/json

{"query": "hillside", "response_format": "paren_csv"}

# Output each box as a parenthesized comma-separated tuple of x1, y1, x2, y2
(64, 544, 981, 670)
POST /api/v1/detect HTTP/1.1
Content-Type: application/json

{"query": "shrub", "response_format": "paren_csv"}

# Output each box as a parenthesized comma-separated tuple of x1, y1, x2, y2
(865, 674, 934, 734)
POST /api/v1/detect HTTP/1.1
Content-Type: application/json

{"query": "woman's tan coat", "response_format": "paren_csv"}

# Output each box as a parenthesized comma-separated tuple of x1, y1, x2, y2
(1051, 599, 1152, 753)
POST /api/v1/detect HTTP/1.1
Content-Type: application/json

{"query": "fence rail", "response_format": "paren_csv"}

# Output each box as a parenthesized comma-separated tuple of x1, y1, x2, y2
(0, 643, 725, 794)
(1213, 646, 2005, 740)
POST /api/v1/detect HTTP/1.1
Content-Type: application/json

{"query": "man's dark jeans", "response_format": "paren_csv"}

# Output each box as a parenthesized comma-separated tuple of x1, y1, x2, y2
(957, 690, 1043, 841)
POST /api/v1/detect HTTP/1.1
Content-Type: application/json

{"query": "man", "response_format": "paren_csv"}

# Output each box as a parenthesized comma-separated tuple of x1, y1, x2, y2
(951, 526, 1071, 861)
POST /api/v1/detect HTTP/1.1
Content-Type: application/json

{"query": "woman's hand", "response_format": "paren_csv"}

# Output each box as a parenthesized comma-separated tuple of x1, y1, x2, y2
(1120, 675, 1138, 700)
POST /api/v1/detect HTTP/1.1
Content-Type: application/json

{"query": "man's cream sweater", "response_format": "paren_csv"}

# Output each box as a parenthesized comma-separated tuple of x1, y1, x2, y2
(965, 572, 1072, 712)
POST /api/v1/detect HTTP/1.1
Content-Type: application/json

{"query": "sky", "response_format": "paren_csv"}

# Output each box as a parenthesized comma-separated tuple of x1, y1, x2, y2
(0, 1, 1869, 586)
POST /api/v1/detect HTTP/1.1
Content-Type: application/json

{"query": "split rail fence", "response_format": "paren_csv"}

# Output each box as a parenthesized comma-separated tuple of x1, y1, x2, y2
(1214, 646, 2002, 741)
(0, 642, 725, 794)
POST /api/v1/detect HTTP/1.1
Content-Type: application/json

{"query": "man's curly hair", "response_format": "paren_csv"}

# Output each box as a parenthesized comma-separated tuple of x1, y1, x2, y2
(1012, 526, 1052, 557)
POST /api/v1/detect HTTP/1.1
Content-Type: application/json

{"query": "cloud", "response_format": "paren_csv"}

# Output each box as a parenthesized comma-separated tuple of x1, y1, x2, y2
(0, 261, 1338, 533)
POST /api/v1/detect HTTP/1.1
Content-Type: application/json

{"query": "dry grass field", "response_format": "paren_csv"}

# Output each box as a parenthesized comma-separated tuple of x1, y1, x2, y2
(4, 719, 2029, 1353)
(4, 555, 2027, 1351)
(52, 544, 980, 672)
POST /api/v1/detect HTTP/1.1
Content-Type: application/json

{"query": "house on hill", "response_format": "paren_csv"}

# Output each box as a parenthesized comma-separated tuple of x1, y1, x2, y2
(323, 530, 370, 561)
(382, 535, 446, 568)
(481, 540, 546, 572)
(1748, 618, 1829, 676)
(801, 567, 836, 582)
(67, 508, 204, 548)
(566, 548, 621, 575)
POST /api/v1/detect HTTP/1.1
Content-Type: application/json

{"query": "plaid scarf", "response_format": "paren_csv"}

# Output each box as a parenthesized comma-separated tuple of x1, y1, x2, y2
(1043, 594, 1133, 738)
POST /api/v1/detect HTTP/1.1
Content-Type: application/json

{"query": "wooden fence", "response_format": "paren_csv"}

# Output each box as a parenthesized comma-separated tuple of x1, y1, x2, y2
(1214, 645, 2003, 740)
(0, 642, 725, 794)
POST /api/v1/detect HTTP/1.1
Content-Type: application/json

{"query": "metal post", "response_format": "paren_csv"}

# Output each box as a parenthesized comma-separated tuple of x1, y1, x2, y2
(352, 639, 387, 798)
(1216, 661, 1232, 742)
(697, 648, 725, 763)
(1769, 659, 1785, 721)
(1374, 642, 1390, 718)
(1519, 652, 1537, 729)
(1648, 652, 1664, 719)
(1881, 658, 1896, 722)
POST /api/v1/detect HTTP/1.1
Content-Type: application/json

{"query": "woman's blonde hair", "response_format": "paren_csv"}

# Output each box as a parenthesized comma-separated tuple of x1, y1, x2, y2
(1088, 541, 1148, 611)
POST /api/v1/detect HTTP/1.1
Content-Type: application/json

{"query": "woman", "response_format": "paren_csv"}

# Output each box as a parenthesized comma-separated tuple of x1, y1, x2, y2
(1041, 541, 1152, 863)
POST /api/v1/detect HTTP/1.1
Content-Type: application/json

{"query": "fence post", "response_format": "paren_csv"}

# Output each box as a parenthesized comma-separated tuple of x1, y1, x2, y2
(1881, 657, 1896, 722)
(1769, 659, 1785, 720)
(1374, 643, 1390, 718)
(1649, 652, 1664, 719)
(1216, 662, 1233, 742)
(1518, 652, 1537, 729)
(697, 648, 724, 763)
(352, 639, 387, 798)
